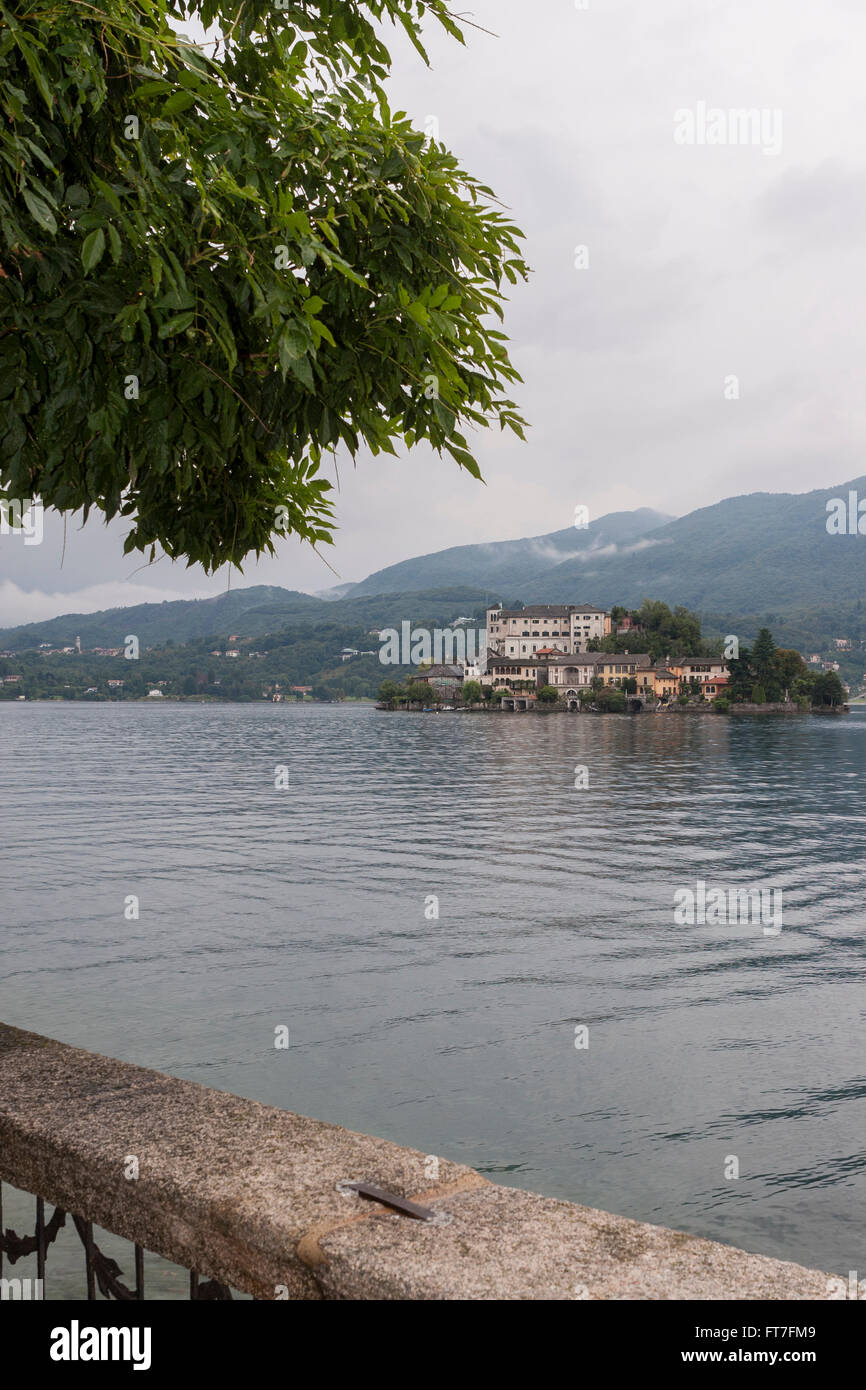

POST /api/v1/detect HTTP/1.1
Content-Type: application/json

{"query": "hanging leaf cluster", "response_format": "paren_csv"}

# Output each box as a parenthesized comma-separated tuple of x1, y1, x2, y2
(0, 0, 528, 570)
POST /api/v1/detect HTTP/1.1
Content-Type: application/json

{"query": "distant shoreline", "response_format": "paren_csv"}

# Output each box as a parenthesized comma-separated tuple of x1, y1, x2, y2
(1, 698, 854, 715)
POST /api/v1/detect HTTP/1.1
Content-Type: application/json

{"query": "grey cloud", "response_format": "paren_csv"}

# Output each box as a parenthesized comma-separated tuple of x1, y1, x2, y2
(4, 0, 866, 625)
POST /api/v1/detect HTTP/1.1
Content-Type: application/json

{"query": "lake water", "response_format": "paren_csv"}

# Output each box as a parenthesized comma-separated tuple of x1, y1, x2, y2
(2, 701, 865, 1293)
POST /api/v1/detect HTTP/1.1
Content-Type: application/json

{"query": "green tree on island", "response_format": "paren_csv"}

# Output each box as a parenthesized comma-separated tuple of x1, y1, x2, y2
(812, 671, 846, 707)
(594, 686, 626, 713)
(0, 1, 527, 571)
(725, 646, 754, 702)
(751, 628, 779, 698)
(587, 600, 712, 663)
(724, 629, 847, 708)
(773, 648, 808, 701)
(403, 679, 433, 706)
(377, 678, 401, 707)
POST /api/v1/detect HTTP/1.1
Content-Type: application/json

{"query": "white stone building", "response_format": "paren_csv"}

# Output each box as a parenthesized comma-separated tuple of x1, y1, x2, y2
(486, 604, 610, 658)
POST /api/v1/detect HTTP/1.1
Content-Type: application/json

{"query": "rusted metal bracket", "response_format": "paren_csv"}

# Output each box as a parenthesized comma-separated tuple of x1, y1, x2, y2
(338, 1182, 437, 1221)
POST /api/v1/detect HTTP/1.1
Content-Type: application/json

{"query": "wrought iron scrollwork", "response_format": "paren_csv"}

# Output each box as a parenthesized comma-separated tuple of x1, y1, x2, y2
(0, 1181, 234, 1300)
(190, 1270, 233, 1300)
(72, 1214, 142, 1300)
(0, 1197, 66, 1265)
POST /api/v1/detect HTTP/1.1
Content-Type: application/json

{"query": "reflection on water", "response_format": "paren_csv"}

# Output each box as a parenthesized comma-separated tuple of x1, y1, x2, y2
(2, 701, 865, 1291)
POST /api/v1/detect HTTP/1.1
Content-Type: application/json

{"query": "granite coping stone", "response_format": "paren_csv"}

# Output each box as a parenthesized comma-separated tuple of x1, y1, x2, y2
(0, 1023, 838, 1300)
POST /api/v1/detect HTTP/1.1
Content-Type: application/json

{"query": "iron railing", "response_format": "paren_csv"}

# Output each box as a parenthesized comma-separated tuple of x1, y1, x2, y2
(0, 1183, 232, 1300)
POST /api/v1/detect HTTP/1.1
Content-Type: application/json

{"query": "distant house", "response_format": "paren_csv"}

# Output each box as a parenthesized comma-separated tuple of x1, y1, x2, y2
(652, 668, 680, 699)
(668, 657, 729, 698)
(415, 664, 464, 700)
(340, 648, 359, 662)
(834, 638, 851, 650)
(462, 656, 486, 681)
(107, 680, 124, 688)
(146, 689, 164, 698)
(225, 650, 240, 659)
(484, 652, 546, 695)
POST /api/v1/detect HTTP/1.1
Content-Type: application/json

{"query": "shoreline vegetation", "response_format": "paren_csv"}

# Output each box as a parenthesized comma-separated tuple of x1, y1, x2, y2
(376, 700, 850, 716)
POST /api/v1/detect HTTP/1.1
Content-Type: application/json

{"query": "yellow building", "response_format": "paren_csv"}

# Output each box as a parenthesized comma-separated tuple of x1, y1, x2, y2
(652, 668, 679, 699)
(667, 657, 729, 698)
(595, 655, 653, 687)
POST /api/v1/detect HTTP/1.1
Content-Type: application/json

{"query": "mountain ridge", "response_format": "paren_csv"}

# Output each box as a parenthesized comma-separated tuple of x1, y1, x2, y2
(1, 476, 862, 648)
(346, 507, 672, 597)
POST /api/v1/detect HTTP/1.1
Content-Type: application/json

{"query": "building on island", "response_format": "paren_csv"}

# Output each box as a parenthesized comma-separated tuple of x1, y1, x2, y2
(483, 653, 550, 702)
(480, 648, 729, 706)
(462, 656, 486, 681)
(651, 668, 680, 700)
(540, 652, 654, 699)
(666, 657, 728, 697)
(436, 601, 734, 707)
(415, 664, 465, 701)
(485, 604, 611, 657)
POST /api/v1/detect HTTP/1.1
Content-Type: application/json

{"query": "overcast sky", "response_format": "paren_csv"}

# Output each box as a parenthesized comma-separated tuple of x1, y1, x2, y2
(4, 0, 866, 625)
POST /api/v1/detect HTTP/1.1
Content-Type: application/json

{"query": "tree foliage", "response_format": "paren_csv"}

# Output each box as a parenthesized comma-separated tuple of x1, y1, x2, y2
(725, 628, 848, 706)
(593, 685, 626, 712)
(811, 670, 846, 707)
(587, 599, 710, 663)
(0, 0, 528, 570)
